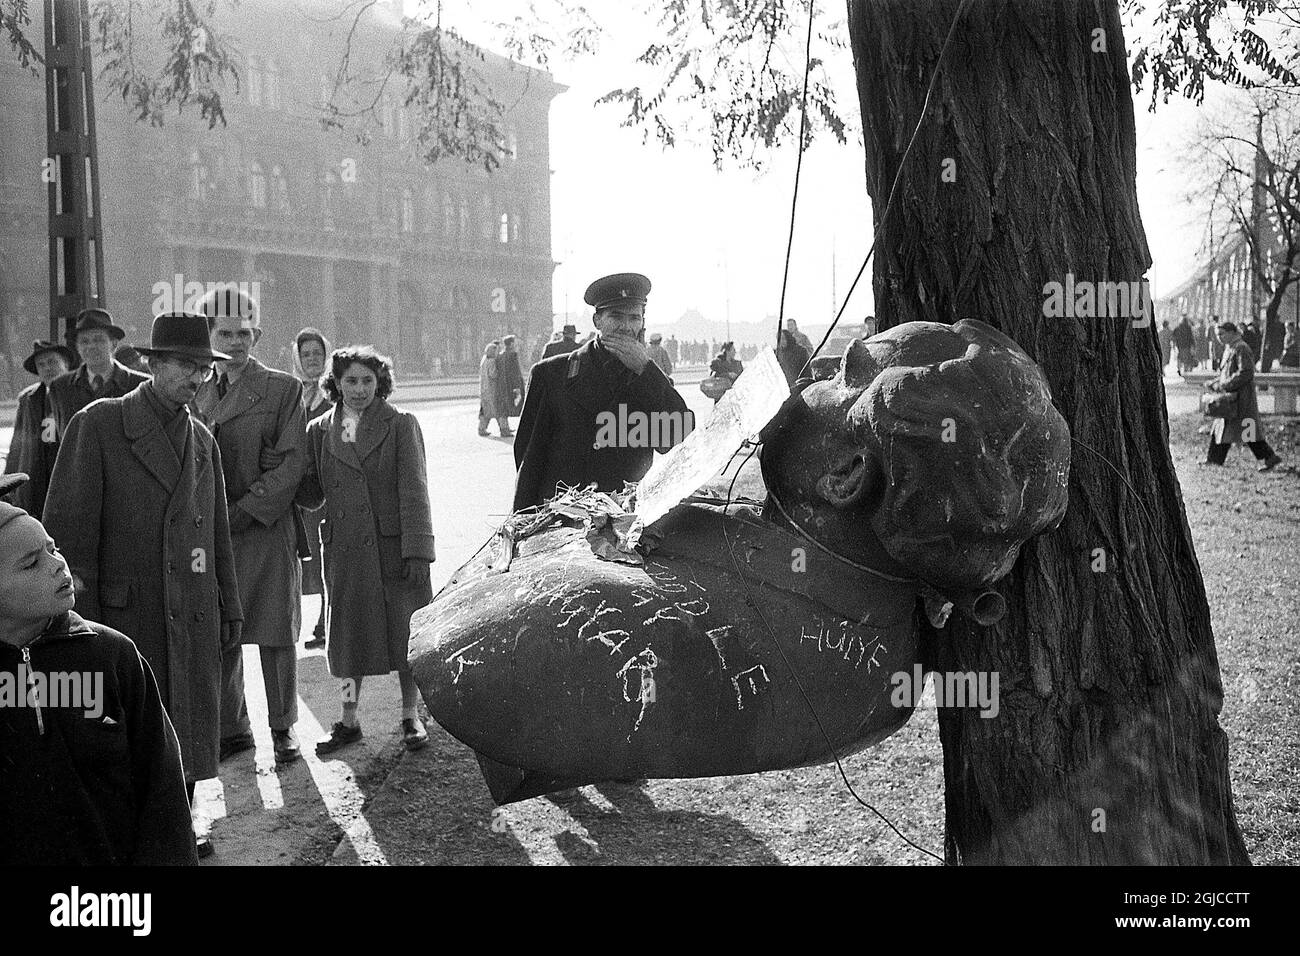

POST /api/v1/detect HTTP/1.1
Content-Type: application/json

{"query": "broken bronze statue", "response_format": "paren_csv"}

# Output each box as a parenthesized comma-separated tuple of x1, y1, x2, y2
(409, 319, 1071, 804)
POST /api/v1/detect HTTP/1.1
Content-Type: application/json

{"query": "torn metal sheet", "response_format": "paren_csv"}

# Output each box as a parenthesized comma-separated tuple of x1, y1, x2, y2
(634, 347, 788, 527)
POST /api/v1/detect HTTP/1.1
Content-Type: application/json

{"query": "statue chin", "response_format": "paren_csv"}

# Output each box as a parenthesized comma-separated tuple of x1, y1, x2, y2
(409, 318, 1070, 804)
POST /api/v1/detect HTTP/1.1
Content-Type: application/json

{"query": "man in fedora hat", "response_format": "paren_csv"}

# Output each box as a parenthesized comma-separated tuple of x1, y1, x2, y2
(193, 285, 308, 766)
(542, 324, 581, 360)
(512, 272, 691, 511)
(43, 311, 243, 859)
(48, 307, 148, 441)
(2, 340, 76, 518)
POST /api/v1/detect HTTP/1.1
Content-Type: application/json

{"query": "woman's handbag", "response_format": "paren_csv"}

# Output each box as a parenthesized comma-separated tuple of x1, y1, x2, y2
(1201, 389, 1239, 418)
(700, 375, 732, 400)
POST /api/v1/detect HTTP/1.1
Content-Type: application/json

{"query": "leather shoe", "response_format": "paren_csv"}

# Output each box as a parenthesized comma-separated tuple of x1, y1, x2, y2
(272, 728, 300, 764)
(401, 717, 429, 751)
(316, 721, 362, 756)
(304, 635, 326, 649)
(1259, 454, 1282, 472)
(196, 835, 214, 859)
(219, 731, 256, 762)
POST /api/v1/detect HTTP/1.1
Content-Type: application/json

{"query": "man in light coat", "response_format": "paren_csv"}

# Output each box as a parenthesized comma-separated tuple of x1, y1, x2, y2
(1204, 321, 1283, 471)
(194, 286, 308, 765)
(43, 311, 243, 859)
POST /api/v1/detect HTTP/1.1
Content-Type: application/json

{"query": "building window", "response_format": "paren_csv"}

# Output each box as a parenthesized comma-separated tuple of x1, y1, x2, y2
(271, 165, 289, 211)
(511, 210, 523, 244)
(506, 127, 519, 163)
(423, 187, 437, 234)
(189, 151, 210, 201)
(247, 57, 263, 106)
(264, 59, 281, 110)
(480, 195, 493, 242)
(401, 188, 415, 233)
(249, 161, 267, 209)
(498, 212, 510, 244)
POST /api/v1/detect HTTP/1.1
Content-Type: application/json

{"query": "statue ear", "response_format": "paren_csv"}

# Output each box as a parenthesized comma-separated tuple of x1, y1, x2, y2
(816, 452, 873, 508)
(838, 338, 875, 388)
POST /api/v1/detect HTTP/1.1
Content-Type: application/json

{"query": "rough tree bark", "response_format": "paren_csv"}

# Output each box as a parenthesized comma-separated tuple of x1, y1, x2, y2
(847, 0, 1250, 864)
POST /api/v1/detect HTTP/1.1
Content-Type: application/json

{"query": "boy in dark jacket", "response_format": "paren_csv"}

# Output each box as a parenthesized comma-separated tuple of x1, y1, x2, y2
(0, 484, 196, 865)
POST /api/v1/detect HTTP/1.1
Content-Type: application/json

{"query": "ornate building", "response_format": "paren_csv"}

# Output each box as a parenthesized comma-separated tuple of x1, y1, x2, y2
(0, 0, 563, 382)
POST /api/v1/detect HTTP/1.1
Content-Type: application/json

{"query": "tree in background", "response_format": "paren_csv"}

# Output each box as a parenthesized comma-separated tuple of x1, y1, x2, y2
(1184, 90, 1300, 370)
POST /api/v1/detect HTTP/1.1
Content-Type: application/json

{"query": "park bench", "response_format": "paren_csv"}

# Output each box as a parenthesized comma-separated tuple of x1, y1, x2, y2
(1181, 369, 1300, 414)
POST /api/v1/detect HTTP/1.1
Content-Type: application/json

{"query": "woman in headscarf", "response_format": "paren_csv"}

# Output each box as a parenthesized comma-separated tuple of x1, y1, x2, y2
(294, 327, 332, 648)
(478, 340, 499, 436)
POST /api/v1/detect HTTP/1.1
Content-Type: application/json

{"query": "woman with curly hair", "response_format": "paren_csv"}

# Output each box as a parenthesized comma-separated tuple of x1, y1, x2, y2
(297, 346, 436, 754)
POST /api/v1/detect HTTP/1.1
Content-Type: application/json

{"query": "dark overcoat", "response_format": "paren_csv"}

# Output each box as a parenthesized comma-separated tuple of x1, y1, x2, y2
(1211, 338, 1263, 446)
(298, 389, 332, 595)
(495, 350, 526, 415)
(3, 381, 60, 517)
(0, 612, 196, 865)
(512, 339, 691, 512)
(299, 400, 435, 677)
(48, 360, 149, 438)
(42, 385, 243, 783)
(194, 357, 307, 647)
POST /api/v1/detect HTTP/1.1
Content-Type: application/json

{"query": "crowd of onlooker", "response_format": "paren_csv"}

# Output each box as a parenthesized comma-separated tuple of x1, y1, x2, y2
(1160, 313, 1300, 374)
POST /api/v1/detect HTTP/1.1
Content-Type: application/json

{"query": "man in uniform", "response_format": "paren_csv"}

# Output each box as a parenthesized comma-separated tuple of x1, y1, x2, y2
(193, 287, 308, 766)
(48, 308, 149, 439)
(512, 272, 691, 512)
(542, 324, 581, 359)
(43, 311, 243, 858)
(3, 339, 75, 518)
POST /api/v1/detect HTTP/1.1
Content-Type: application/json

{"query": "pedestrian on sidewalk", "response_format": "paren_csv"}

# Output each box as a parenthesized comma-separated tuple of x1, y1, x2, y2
(294, 327, 332, 649)
(43, 311, 244, 859)
(1203, 321, 1283, 471)
(478, 341, 501, 436)
(0, 485, 197, 865)
(495, 335, 525, 436)
(297, 346, 435, 755)
(3, 340, 74, 519)
(194, 287, 309, 768)
(1171, 314, 1195, 373)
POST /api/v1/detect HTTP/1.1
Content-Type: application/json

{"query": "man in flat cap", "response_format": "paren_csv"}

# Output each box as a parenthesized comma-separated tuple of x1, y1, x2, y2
(43, 311, 243, 859)
(48, 308, 149, 441)
(2, 339, 75, 518)
(512, 272, 692, 511)
(193, 285, 308, 766)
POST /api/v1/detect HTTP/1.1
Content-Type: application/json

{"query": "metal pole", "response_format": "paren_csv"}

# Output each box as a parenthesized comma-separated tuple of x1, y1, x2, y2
(43, 0, 106, 342)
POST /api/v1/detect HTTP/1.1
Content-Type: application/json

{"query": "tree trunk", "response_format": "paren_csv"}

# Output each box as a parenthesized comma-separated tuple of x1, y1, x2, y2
(847, 0, 1249, 864)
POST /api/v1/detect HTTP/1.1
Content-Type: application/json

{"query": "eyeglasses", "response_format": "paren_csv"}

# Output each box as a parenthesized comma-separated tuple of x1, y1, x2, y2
(170, 357, 216, 382)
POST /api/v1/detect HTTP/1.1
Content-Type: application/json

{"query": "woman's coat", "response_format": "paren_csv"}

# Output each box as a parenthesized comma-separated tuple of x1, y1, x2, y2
(299, 400, 435, 676)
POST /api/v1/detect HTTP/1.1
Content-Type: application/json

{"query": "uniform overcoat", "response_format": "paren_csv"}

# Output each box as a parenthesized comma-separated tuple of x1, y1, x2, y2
(299, 400, 435, 677)
(3, 381, 60, 517)
(194, 357, 307, 647)
(1211, 339, 1263, 446)
(42, 385, 243, 783)
(512, 339, 691, 511)
(298, 388, 332, 595)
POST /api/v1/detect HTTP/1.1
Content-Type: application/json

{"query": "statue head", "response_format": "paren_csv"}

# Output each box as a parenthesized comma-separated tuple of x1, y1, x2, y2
(761, 319, 1070, 597)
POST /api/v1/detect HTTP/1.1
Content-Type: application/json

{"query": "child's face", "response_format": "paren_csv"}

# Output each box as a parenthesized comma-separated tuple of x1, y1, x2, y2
(0, 516, 76, 622)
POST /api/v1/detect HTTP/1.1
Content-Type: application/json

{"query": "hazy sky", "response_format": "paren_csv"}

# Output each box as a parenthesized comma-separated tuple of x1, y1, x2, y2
(436, 1, 1231, 332)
